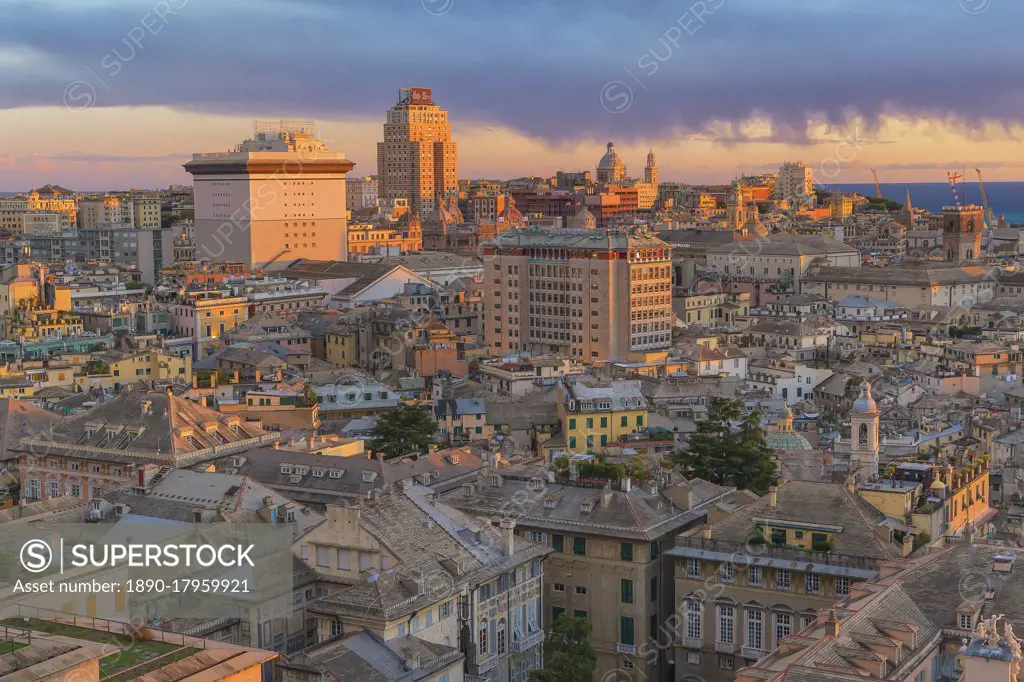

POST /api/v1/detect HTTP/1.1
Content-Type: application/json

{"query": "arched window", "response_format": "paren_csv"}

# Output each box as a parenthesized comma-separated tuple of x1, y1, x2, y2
(479, 619, 488, 656)
(497, 618, 507, 655)
(859, 423, 868, 445)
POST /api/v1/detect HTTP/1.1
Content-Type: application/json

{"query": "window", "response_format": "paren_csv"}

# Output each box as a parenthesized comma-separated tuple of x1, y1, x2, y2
(775, 613, 792, 644)
(620, 542, 633, 561)
(650, 576, 658, 602)
(497, 619, 507, 655)
(720, 563, 734, 583)
(749, 565, 763, 586)
(552, 534, 564, 552)
(553, 583, 565, 593)
(479, 619, 488, 656)
(719, 605, 734, 644)
(718, 655, 734, 670)
(573, 537, 586, 556)
(685, 599, 702, 639)
(959, 614, 972, 630)
(835, 576, 850, 596)
(440, 601, 452, 619)
(620, 616, 635, 646)
(687, 558, 701, 579)
(805, 573, 820, 594)
(747, 610, 764, 651)
(574, 609, 587, 620)
(770, 528, 786, 545)
(776, 569, 791, 589)
(575, 585, 587, 596)
(621, 579, 633, 604)
(686, 651, 700, 665)
(651, 540, 659, 559)
(316, 546, 330, 568)
(552, 606, 565, 621)
(337, 550, 350, 570)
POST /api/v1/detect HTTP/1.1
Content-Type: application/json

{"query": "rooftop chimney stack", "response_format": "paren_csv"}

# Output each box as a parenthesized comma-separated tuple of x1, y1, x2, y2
(500, 517, 516, 556)
(768, 486, 778, 508)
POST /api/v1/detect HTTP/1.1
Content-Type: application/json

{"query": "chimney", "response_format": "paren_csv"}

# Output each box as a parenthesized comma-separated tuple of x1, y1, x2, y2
(768, 486, 778, 508)
(263, 495, 274, 507)
(233, 369, 239, 383)
(308, 435, 316, 450)
(902, 533, 914, 557)
(404, 649, 421, 670)
(210, 371, 217, 388)
(622, 477, 631, 493)
(568, 462, 579, 482)
(601, 482, 613, 508)
(500, 517, 516, 556)
(255, 369, 262, 383)
(825, 609, 840, 638)
(191, 374, 198, 389)
(703, 527, 712, 540)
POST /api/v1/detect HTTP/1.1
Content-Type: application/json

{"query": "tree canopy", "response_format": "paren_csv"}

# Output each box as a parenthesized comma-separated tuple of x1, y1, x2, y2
(367, 404, 437, 460)
(672, 396, 779, 495)
(529, 614, 596, 682)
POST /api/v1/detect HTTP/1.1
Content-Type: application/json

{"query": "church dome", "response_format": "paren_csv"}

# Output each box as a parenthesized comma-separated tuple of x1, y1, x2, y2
(498, 195, 525, 228)
(598, 142, 623, 170)
(852, 382, 878, 414)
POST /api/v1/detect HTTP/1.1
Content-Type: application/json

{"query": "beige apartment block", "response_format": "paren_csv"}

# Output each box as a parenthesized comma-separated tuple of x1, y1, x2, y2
(667, 481, 909, 682)
(481, 228, 673, 362)
(186, 121, 353, 267)
(443, 469, 737, 682)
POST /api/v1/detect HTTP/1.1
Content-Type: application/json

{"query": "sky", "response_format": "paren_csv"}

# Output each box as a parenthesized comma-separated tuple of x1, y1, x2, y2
(1, 0, 1023, 190)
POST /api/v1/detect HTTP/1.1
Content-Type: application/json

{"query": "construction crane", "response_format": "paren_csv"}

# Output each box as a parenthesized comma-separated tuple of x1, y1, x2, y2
(870, 169, 882, 198)
(975, 168, 996, 225)
(947, 172, 963, 207)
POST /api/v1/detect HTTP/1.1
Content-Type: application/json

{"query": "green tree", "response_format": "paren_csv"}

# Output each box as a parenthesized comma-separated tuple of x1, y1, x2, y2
(672, 396, 779, 495)
(529, 615, 596, 682)
(368, 404, 437, 460)
(83, 359, 109, 375)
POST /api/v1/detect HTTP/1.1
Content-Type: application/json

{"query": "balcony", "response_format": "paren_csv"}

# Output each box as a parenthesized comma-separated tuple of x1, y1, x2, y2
(682, 636, 702, 650)
(616, 643, 636, 655)
(511, 631, 545, 653)
(741, 646, 766, 660)
(715, 641, 736, 654)
(473, 654, 500, 675)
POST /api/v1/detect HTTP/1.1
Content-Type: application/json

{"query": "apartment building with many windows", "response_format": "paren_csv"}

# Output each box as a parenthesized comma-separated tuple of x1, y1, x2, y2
(443, 468, 735, 681)
(481, 227, 672, 362)
(667, 481, 911, 681)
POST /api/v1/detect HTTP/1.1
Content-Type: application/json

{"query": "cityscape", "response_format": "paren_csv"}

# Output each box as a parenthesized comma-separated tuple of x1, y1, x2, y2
(0, 2, 1023, 682)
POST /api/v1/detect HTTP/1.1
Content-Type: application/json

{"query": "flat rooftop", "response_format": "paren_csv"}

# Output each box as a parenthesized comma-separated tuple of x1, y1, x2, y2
(0, 614, 276, 682)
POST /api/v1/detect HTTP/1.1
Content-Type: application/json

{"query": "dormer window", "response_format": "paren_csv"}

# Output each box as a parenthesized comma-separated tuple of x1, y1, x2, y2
(290, 475, 302, 484)
(328, 469, 342, 479)
(294, 466, 308, 476)
(959, 614, 972, 630)
(280, 466, 292, 475)
(580, 499, 594, 514)
(312, 468, 324, 478)
(362, 471, 377, 483)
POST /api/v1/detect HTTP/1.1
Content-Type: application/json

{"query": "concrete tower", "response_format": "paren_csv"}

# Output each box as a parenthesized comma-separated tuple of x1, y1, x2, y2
(850, 381, 879, 478)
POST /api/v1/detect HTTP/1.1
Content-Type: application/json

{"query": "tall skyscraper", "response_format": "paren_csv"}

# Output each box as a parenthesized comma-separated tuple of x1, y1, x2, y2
(185, 121, 354, 267)
(481, 228, 673, 361)
(376, 88, 458, 217)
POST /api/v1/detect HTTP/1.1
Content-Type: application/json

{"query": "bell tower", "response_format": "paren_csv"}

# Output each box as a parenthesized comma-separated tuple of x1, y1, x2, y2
(850, 382, 879, 477)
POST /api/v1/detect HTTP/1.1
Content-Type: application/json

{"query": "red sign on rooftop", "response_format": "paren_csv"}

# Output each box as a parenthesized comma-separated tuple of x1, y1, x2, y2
(401, 87, 434, 105)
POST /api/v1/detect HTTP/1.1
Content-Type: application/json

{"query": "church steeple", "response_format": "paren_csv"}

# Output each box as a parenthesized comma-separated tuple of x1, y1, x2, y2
(850, 382, 879, 478)
(645, 149, 658, 186)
